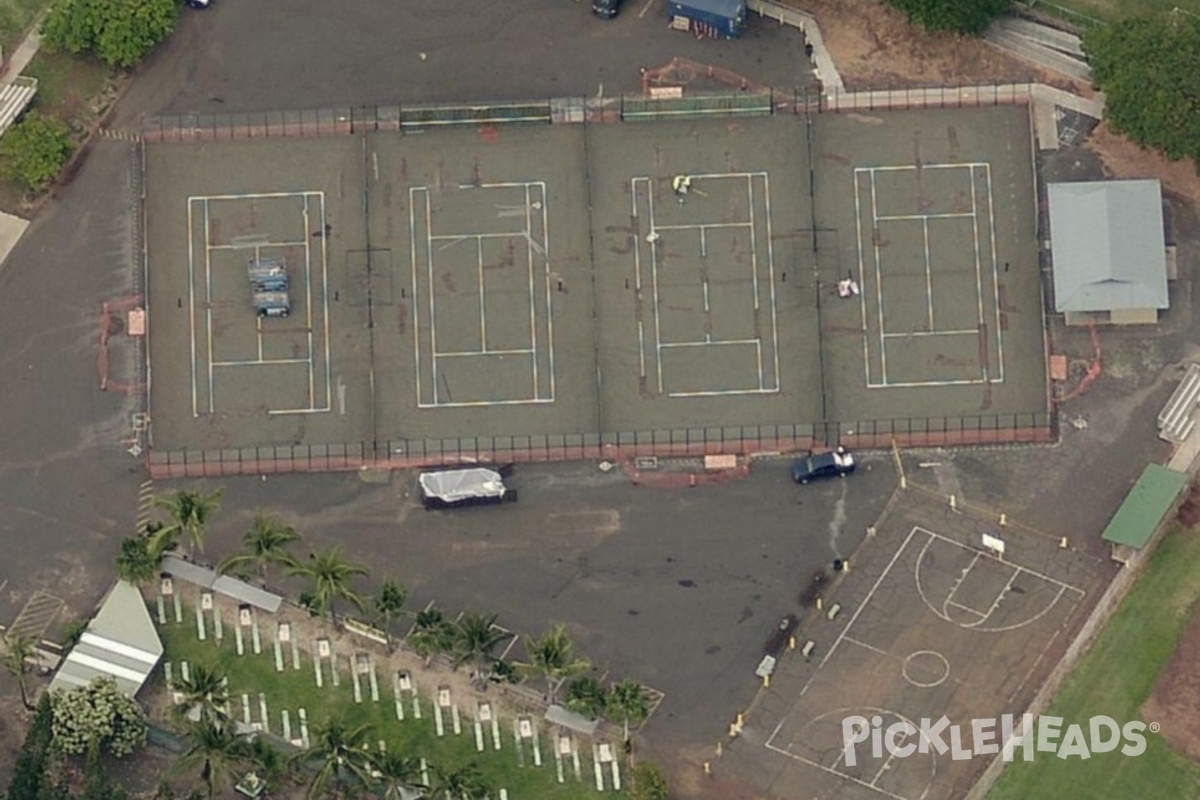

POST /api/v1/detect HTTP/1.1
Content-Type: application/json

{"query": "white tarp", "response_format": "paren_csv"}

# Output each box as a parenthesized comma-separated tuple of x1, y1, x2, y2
(419, 468, 506, 502)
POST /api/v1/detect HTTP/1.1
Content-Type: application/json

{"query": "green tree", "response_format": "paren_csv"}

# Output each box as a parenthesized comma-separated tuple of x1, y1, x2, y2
(288, 547, 369, 624)
(408, 609, 457, 664)
(451, 612, 508, 684)
(42, 0, 178, 67)
(153, 487, 222, 556)
(369, 751, 424, 800)
(606, 679, 652, 748)
(218, 514, 300, 582)
(5, 694, 54, 800)
(50, 677, 147, 758)
(628, 761, 670, 800)
(885, 0, 1010, 34)
(565, 675, 608, 720)
(516, 624, 590, 704)
(172, 663, 229, 729)
(290, 717, 373, 800)
(174, 719, 251, 800)
(115, 535, 160, 585)
(1085, 12, 1200, 162)
(4, 630, 39, 710)
(0, 112, 73, 193)
(373, 577, 408, 652)
(422, 762, 490, 800)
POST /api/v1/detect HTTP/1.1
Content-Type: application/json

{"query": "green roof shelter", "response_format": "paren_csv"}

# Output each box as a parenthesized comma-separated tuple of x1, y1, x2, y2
(1101, 463, 1188, 563)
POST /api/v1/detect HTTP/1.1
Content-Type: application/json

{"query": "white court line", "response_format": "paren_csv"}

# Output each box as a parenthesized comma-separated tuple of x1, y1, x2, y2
(638, 0, 657, 17)
(303, 195, 316, 408)
(759, 747, 913, 800)
(963, 569, 1020, 629)
(881, 330, 977, 338)
(819, 527, 919, 669)
(187, 199, 199, 417)
(660, 339, 761, 349)
(650, 222, 751, 232)
(923, 217, 933, 330)
(940, 551, 980, 619)
(945, 600, 987, 617)
(204, 198, 215, 415)
(854, 170, 872, 387)
(870, 171, 887, 384)
(762, 172, 782, 393)
(436, 348, 535, 358)
(647, 181, 665, 393)
(208, 241, 309, 250)
(917, 526, 1084, 594)
(211, 359, 311, 367)
(412, 182, 552, 408)
(986, 165, 1004, 382)
(867, 162, 991, 172)
(874, 212, 975, 222)
(970, 165, 985, 382)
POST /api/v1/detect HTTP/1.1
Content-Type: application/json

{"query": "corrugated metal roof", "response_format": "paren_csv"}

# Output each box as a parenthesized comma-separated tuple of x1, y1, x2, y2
(1101, 463, 1188, 549)
(160, 556, 283, 612)
(1048, 180, 1168, 313)
(49, 581, 163, 697)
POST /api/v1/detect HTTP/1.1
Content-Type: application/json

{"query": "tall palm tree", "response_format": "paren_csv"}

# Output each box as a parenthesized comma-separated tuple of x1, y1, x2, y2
(408, 609, 457, 665)
(451, 612, 508, 684)
(373, 577, 408, 653)
(3, 630, 38, 710)
(172, 662, 230, 728)
(115, 536, 160, 585)
(516, 624, 590, 704)
(290, 717, 374, 800)
(606, 679, 652, 748)
(174, 718, 252, 800)
(369, 750, 425, 800)
(565, 675, 609, 720)
(218, 514, 301, 583)
(421, 762, 490, 800)
(153, 487, 223, 556)
(287, 547, 369, 625)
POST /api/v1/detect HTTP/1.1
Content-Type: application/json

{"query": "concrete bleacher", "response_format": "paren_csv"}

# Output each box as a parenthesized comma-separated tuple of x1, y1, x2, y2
(1158, 363, 1200, 444)
(0, 75, 37, 137)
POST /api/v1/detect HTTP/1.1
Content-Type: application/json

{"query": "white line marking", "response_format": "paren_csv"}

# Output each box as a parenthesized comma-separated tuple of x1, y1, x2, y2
(881, 329, 978, 338)
(638, 0, 657, 17)
(923, 217, 934, 330)
(187, 199, 199, 417)
(986, 164, 1005, 382)
(870, 171, 887, 384)
(204, 198, 215, 414)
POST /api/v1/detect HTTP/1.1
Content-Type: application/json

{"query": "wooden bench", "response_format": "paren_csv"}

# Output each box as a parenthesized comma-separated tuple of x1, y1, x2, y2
(0, 75, 38, 137)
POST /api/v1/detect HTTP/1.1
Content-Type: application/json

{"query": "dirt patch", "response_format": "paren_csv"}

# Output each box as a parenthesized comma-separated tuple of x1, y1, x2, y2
(795, 0, 1089, 93)
(1085, 122, 1200, 207)
(1141, 601, 1200, 762)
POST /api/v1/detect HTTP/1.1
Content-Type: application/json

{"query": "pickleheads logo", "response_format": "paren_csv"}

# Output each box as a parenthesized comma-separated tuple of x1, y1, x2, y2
(841, 714, 1154, 766)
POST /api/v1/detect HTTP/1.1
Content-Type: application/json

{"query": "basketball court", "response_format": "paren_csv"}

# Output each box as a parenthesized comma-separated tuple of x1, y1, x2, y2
(735, 492, 1108, 800)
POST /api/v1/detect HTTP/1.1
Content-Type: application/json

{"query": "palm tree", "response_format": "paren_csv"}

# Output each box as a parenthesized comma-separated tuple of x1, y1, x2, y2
(421, 762, 490, 800)
(369, 751, 425, 800)
(218, 514, 300, 583)
(153, 487, 223, 556)
(373, 578, 408, 653)
(174, 718, 252, 800)
(516, 624, 590, 704)
(290, 717, 374, 800)
(606, 679, 652, 749)
(408, 609, 457, 665)
(244, 735, 287, 785)
(172, 662, 230, 728)
(287, 546, 369, 625)
(115, 536, 161, 585)
(3, 630, 38, 710)
(565, 675, 609, 720)
(451, 612, 508, 684)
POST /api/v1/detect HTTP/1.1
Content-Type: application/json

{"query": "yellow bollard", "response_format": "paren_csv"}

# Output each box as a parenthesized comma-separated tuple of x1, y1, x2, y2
(704, 762, 711, 775)
(763, 673, 770, 688)
(999, 513, 1008, 528)
(788, 635, 796, 651)
(816, 596, 823, 611)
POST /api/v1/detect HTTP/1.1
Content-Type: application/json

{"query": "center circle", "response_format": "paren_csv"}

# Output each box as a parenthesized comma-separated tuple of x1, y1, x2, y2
(902, 650, 950, 688)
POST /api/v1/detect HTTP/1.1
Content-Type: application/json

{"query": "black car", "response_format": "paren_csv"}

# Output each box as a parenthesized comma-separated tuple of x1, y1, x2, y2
(791, 448, 856, 484)
(592, 0, 621, 17)
(186, 0, 211, 8)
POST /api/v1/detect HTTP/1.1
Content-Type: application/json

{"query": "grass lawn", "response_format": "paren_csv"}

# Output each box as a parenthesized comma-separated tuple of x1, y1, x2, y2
(0, 0, 47, 56)
(157, 609, 625, 799)
(23, 49, 113, 122)
(1028, 0, 1200, 26)
(988, 525, 1200, 800)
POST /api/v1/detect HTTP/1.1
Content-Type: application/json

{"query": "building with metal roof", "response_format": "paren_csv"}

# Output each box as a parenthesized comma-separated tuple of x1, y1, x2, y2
(49, 580, 163, 698)
(1101, 463, 1188, 563)
(1048, 179, 1168, 325)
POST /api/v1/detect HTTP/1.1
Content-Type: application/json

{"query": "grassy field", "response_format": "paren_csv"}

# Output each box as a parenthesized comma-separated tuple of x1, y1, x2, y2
(1026, 0, 1200, 26)
(158, 609, 626, 800)
(24, 50, 112, 121)
(0, 0, 45, 56)
(988, 524, 1200, 799)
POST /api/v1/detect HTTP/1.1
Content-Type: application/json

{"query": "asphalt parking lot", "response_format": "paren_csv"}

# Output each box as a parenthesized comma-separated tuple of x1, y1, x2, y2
(164, 455, 897, 751)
